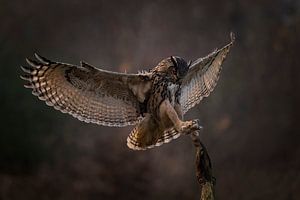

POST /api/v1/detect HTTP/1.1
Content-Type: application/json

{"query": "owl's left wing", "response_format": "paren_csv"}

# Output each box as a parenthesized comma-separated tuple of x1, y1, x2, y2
(21, 54, 152, 127)
(180, 34, 235, 114)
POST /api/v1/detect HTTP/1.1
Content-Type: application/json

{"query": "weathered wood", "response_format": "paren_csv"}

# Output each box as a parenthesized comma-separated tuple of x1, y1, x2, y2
(190, 130, 215, 200)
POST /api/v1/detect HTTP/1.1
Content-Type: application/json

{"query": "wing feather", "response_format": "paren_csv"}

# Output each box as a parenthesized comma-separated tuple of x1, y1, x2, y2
(21, 54, 151, 127)
(180, 34, 235, 114)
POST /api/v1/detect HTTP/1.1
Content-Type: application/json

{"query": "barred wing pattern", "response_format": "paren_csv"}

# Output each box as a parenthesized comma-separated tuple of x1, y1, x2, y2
(127, 126, 180, 150)
(20, 54, 150, 127)
(180, 35, 235, 114)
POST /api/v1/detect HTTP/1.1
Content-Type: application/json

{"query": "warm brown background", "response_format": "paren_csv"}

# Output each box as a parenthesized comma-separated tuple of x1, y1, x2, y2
(0, 0, 299, 199)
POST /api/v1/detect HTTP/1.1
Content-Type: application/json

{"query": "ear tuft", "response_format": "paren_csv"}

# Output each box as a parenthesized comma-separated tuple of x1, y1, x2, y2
(170, 56, 177, 67)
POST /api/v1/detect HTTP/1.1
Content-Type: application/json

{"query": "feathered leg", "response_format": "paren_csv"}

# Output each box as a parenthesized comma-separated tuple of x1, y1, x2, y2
(159, 99, 201, 134)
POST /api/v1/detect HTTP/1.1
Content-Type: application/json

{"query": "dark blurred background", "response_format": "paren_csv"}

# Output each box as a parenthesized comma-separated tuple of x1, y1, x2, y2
(0, 0, 299, 199)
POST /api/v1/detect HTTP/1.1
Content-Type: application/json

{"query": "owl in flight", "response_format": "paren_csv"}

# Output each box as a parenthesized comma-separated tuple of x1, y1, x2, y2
(21, 34, 234, 150)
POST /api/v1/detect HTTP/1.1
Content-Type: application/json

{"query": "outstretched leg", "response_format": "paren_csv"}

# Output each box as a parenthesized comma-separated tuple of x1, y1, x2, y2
(159, 100, 201, 134)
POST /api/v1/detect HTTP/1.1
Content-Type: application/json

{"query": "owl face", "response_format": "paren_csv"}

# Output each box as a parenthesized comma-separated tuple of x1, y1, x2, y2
(170, 56, 190, 79)
(153, 56, 190, 81)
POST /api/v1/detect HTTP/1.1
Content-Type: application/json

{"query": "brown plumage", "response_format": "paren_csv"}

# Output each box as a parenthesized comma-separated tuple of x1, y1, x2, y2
(21, 34, 235, 150)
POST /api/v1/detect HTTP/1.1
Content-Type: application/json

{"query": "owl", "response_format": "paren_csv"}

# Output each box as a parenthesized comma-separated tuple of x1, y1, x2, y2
(21, 34, 234, 150)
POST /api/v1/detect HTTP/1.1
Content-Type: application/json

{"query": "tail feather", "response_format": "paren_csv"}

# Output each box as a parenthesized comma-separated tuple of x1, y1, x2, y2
(127, 115, 181, 150)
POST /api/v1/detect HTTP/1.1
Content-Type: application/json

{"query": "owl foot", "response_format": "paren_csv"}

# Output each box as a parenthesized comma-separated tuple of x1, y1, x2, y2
(180, 119, 202, 135)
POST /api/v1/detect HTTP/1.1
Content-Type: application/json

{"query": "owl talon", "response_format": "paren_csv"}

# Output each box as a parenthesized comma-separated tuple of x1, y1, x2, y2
(191, 119, 203, 132)
(192, 119, 203, 130)
(180, 119, 202, 135)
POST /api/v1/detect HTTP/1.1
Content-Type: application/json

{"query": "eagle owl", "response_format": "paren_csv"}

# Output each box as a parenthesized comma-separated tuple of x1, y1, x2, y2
(21, 35, 234, 150)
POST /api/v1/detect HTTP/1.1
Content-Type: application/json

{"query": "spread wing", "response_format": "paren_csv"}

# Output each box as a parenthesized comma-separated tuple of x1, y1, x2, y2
(180, 34, 235, 114)
(20, 54, 152, 127)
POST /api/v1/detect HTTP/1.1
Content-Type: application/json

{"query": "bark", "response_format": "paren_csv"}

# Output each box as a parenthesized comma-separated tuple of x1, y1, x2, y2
(190, 130, 216, 200)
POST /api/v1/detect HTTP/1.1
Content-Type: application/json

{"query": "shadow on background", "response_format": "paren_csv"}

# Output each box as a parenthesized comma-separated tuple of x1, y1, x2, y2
(0, 0, 299, 199)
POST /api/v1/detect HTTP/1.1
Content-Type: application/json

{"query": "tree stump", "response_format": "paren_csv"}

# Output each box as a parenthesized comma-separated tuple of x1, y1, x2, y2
(190, 130, 215, 200)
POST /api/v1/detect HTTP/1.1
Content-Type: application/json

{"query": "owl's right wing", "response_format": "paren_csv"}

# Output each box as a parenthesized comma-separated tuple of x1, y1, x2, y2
(21, 54, 152, 127)
(180, 34, 235, 114)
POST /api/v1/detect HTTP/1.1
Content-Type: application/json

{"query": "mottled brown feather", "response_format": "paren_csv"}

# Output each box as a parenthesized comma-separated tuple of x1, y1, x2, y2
(127, 114, 180, 150)
(20, 54, 151, 127)
(180, 35, 235, 114)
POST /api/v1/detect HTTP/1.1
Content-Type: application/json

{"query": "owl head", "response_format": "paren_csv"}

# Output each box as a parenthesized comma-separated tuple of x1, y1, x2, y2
(153, 56, 191, 80)
(170, 56, 190, 79)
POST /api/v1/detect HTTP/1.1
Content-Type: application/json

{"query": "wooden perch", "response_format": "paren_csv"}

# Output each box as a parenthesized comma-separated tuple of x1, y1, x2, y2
(190, 130, 215, 200)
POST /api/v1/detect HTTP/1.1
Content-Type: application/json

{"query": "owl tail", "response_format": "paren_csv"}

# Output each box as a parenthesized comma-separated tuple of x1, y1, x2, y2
(127, 114, 181, 150)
